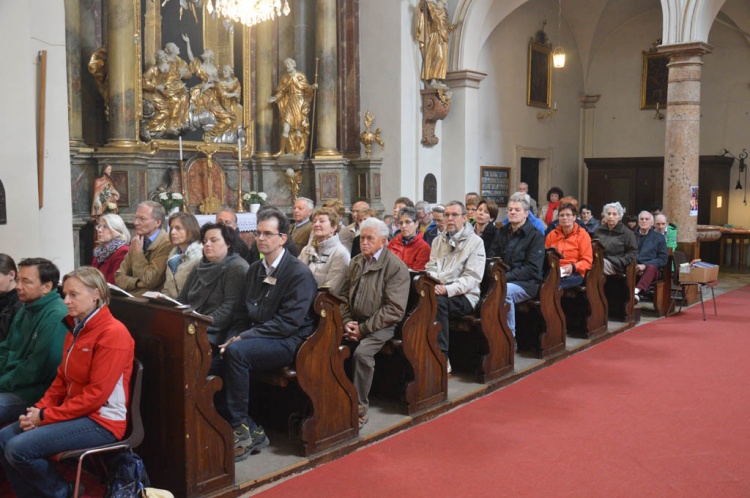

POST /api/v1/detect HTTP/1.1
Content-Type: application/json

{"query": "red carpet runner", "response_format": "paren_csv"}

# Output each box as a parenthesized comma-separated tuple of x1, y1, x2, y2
(257, 285, 750, 498)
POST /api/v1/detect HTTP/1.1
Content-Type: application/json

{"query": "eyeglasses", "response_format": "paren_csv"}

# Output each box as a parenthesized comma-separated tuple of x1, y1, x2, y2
(95, 224, 110, 231)
(444, 213, 464, 219)
(252, 230, 283, 239)
(134, 216, 152, 223)
(397, 220, 415, 227)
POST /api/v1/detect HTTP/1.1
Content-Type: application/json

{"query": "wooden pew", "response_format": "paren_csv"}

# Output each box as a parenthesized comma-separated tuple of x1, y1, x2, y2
(377, 273, 447, 415)
(651, 249, 674, 317)
(562, 239, 608, 339)
(449, 259, 514, 383)
(516, 248, 567, 359)
(604, 260, 638, 326)
(109, 296, 234, 498)
(254, 289, 359, 456)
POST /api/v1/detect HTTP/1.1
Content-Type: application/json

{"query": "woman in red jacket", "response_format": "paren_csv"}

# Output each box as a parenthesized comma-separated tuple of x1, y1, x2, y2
(545, 202, 593, 289)
(0, 266, 134, 498)
(388, 206, 431, 271)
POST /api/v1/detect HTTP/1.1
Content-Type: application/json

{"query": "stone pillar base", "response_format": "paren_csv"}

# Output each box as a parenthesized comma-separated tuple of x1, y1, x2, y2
(349, 158, 384, 213)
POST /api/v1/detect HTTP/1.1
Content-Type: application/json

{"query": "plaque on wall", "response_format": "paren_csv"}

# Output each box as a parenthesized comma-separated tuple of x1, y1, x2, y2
(480, 166, 511, 207)
(0, 179, 6, 224)
(423, 174, 437, 203)
(320, 173, 340, 200)
(357, 173, 368, 199)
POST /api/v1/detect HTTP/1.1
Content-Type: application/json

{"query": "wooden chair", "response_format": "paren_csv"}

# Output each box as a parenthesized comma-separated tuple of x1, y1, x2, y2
(669, 251, 718, 320)
(54, 358, 144, 498)
(449, 259, 514, 383)
(516, 248, 566, 359)
(562, 239, 608, 339)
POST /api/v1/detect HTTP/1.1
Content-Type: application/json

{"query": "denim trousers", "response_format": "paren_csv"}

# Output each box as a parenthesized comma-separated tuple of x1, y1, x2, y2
(560, 273, 584, 289)
(0, 392, 29, 425)
(217, 337, 298, 430)
(506, 283, 532, 337)
(0, 417, 115, 498)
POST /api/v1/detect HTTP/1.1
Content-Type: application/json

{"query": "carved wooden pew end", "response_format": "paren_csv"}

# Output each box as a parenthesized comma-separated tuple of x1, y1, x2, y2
(604, 260, 640, 326)
(560, 239, 608, 339)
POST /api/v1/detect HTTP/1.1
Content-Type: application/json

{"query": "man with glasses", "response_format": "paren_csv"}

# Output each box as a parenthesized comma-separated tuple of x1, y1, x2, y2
(425, 200, 486, 373)
(423, 204, 445, 246)
(633, 211, 668, 304)
(216, 207, 317, 461)
(217, 207, 300, 264)
(115, 201, 172, 296)
(387, 206, 431, 271)
(339, 200, 370, 253)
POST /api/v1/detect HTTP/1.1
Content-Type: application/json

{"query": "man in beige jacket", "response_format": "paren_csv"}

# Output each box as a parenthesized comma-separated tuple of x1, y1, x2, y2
(340, 217, 410, 427)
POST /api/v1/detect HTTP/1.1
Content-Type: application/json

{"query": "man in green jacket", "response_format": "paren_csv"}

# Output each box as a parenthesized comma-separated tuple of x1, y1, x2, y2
(0, 258, 68, 424)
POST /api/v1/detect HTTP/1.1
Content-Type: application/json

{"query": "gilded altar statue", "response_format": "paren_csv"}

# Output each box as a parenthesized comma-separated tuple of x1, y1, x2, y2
(141, 44, 191, 140)
(91, 164, 120, 219)
(183, 34, 225, 139)
(213, 65, 242, 139)
(416, 0, 456, 88)
(269, 58, 317, 157)
(360, 111, 385, 158)
(88, 46, 109, 120)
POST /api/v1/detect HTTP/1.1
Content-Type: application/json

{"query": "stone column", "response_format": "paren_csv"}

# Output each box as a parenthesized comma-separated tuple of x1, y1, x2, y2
(106, 0, 138, 146)
(294, 0, 316, 79)
(256, 20, 274, 158)
(658, 42, 712, 246)
(578, 95, 600, 202)
(64, 0, 84, 146)
(314, 0, 340, 157)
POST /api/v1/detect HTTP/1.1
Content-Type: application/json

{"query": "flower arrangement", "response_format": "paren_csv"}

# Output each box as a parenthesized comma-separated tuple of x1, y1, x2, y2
(158, 192, 183, 211)
(242, 191, 268, 206)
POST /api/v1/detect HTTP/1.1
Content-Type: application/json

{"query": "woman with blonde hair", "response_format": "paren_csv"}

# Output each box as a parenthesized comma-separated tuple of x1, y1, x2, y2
(91, 214, 131, 284)
(162, 212, 203, 298)
(299, 207, 351, 299)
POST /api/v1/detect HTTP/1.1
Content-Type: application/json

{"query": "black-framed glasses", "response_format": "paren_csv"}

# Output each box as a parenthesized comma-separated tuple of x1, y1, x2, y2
(252, 230, 283, 239)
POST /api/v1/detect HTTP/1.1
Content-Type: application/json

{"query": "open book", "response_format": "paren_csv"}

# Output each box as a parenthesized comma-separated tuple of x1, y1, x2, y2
(108, 283, 136, 299)
(142, 291, 191, 309)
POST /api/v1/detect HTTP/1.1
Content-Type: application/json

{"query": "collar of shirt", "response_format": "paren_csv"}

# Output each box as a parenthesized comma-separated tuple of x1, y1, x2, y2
(364, 246, 384, 271)
(295, 218, 310, 228)
(262, 248, 286, 276)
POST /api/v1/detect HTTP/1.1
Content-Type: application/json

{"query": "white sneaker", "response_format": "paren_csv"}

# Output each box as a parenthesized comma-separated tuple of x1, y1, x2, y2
(446, 359, 452, 374)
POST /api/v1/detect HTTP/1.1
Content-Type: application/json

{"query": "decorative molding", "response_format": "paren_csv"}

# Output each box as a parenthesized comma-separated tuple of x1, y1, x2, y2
(579, 94, 601, 109)
(420, 89, 452, 146)
(445, 70, 487, 89)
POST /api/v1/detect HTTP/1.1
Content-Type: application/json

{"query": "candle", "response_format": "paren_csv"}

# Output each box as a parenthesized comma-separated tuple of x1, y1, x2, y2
(238, 137, 242, 162)
(656, 102, 660, 111)
(179, 137, 183, 161)
(554, 102, 557, 110)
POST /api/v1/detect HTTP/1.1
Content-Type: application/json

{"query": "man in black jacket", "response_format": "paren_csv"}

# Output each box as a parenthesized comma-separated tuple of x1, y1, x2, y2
(216, 207, 317, 462)
(489, 194, 545, 338)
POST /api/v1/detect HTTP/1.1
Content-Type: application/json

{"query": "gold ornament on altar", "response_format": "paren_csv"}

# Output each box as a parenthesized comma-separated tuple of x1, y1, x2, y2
(360, 111, 384, 159)
(285, 168, 303, 203)
(196, 142, 223, 214)
(269, 58, 317, 157)
(207, 0, 291, 28)
(88, 47, 109, 121)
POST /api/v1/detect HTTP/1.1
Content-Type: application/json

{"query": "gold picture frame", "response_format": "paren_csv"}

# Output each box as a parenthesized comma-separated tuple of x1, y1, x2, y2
(527, 43, 552, 109)
(640, 52, 669, 110)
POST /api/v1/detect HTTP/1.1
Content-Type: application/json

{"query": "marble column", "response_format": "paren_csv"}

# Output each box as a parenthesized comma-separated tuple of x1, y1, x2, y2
(294, 0, 316, 79)
(314, 0, 340, 157)
(256, 20, 274, 158)
(658, 42, 712, 245)
(337, 0, 361, 157)
(106, 0, 138, 146)
(578, 95, 600, 202)
(64, 0, 84, 146)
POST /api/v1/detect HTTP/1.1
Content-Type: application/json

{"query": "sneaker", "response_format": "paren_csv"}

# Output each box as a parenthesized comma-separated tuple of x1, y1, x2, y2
(233, 424, 251, 448)
(247, 425, 270, 454)
(634, 293, 641, 304)
(446, 359, 452, 374)
(358, 412, 369, 428)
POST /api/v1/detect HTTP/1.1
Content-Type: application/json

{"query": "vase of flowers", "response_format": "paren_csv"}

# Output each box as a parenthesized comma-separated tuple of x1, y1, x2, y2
(242, 191, 267, 214)
(158, 192, 183, 215)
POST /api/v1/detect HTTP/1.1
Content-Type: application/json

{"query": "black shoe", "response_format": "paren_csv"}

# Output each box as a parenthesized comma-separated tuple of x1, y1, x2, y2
(248, 425, 270, 454)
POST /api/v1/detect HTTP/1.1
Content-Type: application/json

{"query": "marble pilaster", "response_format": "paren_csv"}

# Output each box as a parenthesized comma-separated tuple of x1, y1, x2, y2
(658, 42, 712, 245)
(314, 0, 340, 157)
(349, 158, 384, 213)
(106, 0, 138, 146)
(64, 0, 84, 146)
(337, 0, 361, 156)
(256, 21, 274, 158)
(578, 95, 600, 202)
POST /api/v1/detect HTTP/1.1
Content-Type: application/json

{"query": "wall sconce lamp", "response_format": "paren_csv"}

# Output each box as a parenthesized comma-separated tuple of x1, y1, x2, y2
(654, 102, 664, 120)
(721, 148, 748, 204)
(537, 101, 557, 120)
(552, 0, 565, 68)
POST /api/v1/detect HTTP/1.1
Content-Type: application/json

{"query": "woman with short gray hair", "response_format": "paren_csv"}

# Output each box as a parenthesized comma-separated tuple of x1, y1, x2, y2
(594, 201, 637, 275)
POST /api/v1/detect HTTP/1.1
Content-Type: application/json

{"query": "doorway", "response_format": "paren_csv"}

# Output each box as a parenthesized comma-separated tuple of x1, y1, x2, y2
(521, 157, 540, 203)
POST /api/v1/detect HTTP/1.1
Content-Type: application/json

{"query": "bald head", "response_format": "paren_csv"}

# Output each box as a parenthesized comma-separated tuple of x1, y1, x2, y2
(654, 214, 668, 234)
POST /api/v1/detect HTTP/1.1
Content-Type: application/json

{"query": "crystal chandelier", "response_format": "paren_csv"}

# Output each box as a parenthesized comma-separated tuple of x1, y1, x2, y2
(206, 0, 291, 28)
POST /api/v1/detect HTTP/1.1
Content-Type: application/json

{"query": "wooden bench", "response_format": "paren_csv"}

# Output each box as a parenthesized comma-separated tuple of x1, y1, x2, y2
(253, 289, 359, 456)
(516, 248, 567, 359)
(376, 273, 447, 415)
(449, 259, 514, 383)
(604, 260, 639, 326)
(562, 239, 608, 339)
(650, 249, 674, 317)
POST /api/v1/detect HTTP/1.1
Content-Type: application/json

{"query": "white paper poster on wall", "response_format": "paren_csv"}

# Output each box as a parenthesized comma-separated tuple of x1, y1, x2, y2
(690, 186, 699, 217)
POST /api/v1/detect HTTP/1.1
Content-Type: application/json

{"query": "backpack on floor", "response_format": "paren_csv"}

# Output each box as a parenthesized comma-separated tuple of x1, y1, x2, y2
(104, 451, 151, 498)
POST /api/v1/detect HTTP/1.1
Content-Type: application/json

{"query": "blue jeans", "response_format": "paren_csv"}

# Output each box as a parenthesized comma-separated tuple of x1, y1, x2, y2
(0, 392, 29, 425)
(560, 273, 584, 289)
(506, 283, 532, 337)
(0, 417, 115, 498)
(217, 336, 299, 430)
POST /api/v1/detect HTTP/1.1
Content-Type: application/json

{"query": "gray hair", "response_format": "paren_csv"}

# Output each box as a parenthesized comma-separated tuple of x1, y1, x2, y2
(100, 214, 131, 242)
(508, 193, 531, 212)
(297, 197, 314, 210)
(603, 202, 625, 218)
(445, 200, 466, 214)
(638, 210, 654, 222)
(415, 201, 430, 215)
(138, 200, 166, 228)
(431, 204, 445, 214)
(217, 208, 238, 224)
(397, 206, 419, 222)
(360, 217, 389, 239)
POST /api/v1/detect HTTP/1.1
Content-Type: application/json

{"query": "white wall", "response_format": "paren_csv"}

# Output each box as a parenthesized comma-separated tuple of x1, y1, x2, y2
(0, 1, 74, 274)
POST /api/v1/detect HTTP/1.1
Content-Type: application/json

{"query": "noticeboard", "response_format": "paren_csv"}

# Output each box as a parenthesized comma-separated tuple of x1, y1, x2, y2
(480, 166, 511, 207)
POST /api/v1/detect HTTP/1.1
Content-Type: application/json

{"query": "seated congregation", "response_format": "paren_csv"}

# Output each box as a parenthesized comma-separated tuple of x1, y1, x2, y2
(0, 188, 679, 496)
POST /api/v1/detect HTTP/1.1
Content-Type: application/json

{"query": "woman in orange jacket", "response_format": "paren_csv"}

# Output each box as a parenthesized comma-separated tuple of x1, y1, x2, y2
(545, 202, 593, 289)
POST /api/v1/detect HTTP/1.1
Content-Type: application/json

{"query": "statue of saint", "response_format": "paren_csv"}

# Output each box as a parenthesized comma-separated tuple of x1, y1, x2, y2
(268, 58, 317, 157)
(91, 164, 120, 219)
(182, 34, 226, 139)
(213, 65, 243, 137)
(88, 46, 109, 120)
(142, 45, 191, 140)
(416, 0, 456, 87)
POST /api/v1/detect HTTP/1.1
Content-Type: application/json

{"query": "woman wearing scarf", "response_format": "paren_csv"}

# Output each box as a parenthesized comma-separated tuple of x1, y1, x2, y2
(540, 186, 564, 229)
(91, 214, 130, 284)
(388, 206, 431, 271)
(162, 212, 203, 299)
(299, 207, 351, 299)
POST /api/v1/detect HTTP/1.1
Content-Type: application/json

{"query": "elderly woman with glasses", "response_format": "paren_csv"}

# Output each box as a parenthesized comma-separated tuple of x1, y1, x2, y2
(298, 207, 351, 299)
(545, 201, 593, 289)
(387, 206, 431, 271)
(91, 214, 131, 284)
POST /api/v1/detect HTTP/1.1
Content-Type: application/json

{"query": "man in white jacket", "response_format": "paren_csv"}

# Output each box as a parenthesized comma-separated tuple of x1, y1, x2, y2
(425, 200, 486, 373)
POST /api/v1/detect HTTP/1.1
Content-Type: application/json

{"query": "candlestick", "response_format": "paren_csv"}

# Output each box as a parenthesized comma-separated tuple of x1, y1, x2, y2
(238, 137, 242, 162)
(179, 137, 183, 161)
(237, 136, 245, 213)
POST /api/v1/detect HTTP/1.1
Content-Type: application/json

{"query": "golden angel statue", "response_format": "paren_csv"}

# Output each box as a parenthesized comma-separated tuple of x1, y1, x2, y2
(269, 58, 317, 157)
(416, 0, 457, 87)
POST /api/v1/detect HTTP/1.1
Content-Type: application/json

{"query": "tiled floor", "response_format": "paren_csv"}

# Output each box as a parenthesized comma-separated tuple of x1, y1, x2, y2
(237, 270, 750, 495)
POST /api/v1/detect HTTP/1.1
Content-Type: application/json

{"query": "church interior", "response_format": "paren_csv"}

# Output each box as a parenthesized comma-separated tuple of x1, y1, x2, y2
(0, 0, 749, 496)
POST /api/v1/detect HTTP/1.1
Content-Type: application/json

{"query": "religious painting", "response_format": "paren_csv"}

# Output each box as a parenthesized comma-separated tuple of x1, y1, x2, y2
(480, 166, 511, 207)
(640, 52, 669, 110)
(527, 43, 552, 109)
(320, 173, 340, 200)
(423, 174, 437, 203)
(110, 171, 130, 208)
(690, 186, 699, 217)
(187, 158, 226, 209)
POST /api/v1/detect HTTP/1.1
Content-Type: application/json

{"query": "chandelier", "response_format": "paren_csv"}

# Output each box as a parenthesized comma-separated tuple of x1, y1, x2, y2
(206, 0, 291, 28)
